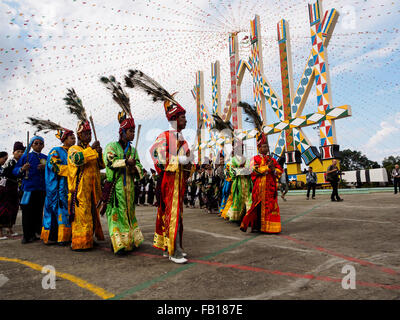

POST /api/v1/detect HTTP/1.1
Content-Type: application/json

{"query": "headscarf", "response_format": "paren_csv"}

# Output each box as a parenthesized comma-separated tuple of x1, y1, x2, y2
(28, 136, 44, 149)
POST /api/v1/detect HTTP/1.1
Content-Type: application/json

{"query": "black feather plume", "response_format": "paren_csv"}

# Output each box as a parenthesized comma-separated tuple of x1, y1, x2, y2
(211, 113, 234, 133)
(238, 101, 263, 133)
(25, 117, 65, 135)
(63, 88, 88, 122)
(100, 75, 131, 116)
(124, 69, 178, 105)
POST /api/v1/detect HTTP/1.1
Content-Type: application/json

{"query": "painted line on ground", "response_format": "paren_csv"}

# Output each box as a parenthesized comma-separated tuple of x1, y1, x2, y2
(279, 235, 400, 276)
(185, 228, 242, 240)
(281, 215, 392, 224)
(0, 256, 115, 299)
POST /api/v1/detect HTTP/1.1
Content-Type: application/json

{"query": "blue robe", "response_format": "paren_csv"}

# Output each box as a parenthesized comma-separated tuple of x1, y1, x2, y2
(41, 146, 71, 243)
(219, 163, 232, 215)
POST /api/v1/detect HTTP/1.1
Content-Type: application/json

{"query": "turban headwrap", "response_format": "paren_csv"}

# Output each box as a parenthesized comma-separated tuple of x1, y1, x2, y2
(164, 96, 186, 122)
(256, 133, 268, 149)
(55, 129, 74, 142)
(118, 111, 135, 135)
(76, 120, 91, 138)
(27, 136, 44, 154)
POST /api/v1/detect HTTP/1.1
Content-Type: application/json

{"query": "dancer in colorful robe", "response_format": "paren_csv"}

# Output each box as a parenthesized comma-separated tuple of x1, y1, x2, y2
(65, 89, 104, 251)
(240, 133, 283, 234)
(103, 115, 144, 254)
(41, 126, 76, 245)
(209, 114, 235, 218)
(100, 76, 144, 254)
(125, 69, 193, 264)
(223, 138, 253, 223)
(219, 161, 233, 217)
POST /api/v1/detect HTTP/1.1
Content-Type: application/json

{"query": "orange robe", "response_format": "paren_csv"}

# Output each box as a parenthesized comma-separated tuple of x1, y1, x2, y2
(67, 144, 105, 250)
(240, 154, 283, 234)
(150, 130, 192, 256)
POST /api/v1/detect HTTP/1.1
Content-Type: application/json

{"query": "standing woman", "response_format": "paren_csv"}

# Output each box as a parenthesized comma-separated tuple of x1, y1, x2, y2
(0, 151, 9, 239)
(0, 143, 26, 239)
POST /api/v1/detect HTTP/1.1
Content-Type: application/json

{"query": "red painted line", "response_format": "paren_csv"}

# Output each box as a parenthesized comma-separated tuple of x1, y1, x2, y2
(279, 235, 399, 276)
(99, 246, 400, 291)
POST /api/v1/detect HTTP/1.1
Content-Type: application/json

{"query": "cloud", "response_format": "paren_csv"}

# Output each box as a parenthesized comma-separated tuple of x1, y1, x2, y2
(361, 112, 400, 162)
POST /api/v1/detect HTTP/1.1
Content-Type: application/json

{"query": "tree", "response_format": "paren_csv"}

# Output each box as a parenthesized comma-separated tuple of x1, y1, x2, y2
(382, 155, 400, 181)
(339, 149, 380, 171)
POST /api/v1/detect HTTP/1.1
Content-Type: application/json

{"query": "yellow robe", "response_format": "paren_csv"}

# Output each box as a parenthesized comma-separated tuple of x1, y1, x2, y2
(67, 144, 104, 250)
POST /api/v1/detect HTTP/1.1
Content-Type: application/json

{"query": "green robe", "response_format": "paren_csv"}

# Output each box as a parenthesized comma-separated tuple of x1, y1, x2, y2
(226, 155, 253, 222)
(104, 141, 144, 253)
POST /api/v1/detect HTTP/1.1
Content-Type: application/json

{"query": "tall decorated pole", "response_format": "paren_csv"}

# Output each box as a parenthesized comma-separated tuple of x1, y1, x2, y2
(229, 33, 242, 130)
(277, 19, 301, 174)
(211, 61, 221, 116)
(249, 16, 267, 127)
(308, 0, 340, 172)
(195, 71, 204, 164)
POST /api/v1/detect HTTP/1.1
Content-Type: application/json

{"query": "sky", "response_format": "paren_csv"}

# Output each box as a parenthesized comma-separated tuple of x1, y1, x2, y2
(0, 0, 399, 170)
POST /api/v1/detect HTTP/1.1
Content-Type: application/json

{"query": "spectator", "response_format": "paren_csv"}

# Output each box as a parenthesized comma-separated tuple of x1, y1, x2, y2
(147, 169, 156, 206)
(306, 166, 317, 200)
(0, 143, 26, 240)
(326, 159, 343, 202)
(279, 167, 289, 201)
(392, 164, 400, 194)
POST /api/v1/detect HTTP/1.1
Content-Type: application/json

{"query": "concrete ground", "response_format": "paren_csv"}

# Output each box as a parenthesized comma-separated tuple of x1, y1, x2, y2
(0, 191, 399, 300)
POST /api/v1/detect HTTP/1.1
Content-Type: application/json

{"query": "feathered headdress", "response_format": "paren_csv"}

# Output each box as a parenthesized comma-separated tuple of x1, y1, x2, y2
(25, 117, 74, 142)
(100, 75, 135, 134)
(124, 69, 185, 121)
(211, 113, 234, 134)
(238, 101, 267, 148)
(63, 88, 91, 135)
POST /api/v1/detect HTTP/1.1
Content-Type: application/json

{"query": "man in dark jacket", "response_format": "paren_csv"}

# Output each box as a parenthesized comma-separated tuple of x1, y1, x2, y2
(326, 160, 343, 202)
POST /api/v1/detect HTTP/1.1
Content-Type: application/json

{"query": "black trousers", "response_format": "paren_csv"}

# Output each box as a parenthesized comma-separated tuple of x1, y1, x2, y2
(189, 185, 197, 206)
(394, 178, 400, 194)
(147, 190, 154, 205)
(330, 180, 341, 200)
(307, 183, 316, 198)
(21, 190, 45, 241)
(139, 191, 146, 205)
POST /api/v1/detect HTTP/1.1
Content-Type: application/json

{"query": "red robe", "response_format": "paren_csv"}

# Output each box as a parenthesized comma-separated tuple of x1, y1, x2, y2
(150, 130, 192, 256)
(240, 154, 283, 234)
